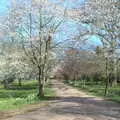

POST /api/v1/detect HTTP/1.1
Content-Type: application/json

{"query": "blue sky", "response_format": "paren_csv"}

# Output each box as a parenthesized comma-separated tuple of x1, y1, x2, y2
(50, 0, 85, 9)
(0, 0, 8, 15)
(51, 0, 101, 46)
(0, 0, 101, 47)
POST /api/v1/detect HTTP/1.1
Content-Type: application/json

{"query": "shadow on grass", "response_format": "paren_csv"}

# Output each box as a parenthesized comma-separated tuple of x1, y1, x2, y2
(0, 80, 53, 100)
(0, 90, 36, 98)
(7, 83, 37, 90)
(0, 81, 37, 98)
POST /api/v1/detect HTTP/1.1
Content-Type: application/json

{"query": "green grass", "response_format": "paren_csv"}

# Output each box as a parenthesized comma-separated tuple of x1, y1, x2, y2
(64, 80, 120, 103)
(0, 80, 55, 111)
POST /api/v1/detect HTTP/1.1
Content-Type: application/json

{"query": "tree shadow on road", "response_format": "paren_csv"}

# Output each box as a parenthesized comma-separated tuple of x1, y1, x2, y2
(49, 96, 120, 119)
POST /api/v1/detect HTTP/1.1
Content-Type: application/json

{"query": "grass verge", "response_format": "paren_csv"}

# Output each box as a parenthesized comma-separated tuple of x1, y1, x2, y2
(0, 80, 55, 119)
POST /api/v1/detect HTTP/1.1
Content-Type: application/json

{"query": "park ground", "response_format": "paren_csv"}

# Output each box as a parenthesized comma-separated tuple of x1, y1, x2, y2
(1, 79, 120, 120)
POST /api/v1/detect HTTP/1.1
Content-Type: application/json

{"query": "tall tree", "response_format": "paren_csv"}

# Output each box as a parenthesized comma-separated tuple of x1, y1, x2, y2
(5, 0, 64, 97)
(76, 0, 120, 87)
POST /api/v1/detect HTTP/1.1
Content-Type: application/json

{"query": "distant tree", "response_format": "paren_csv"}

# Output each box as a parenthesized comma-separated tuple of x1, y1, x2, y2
(58, 47, 102, 85)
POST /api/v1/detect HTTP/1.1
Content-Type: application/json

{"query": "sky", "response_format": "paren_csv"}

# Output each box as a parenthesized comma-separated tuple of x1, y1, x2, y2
(50, 0, 85, 9)
(0, 0, 8, 15)
(0, 0, 101, 48)
(51, 0, 102, 47)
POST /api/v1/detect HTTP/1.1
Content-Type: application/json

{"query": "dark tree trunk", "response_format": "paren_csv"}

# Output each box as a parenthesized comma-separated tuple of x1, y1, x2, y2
(104, 58, 109, 96)
(37, 68, 44, 97)
(38, 83, 44, 97)
(3, 80, 9, 89)
(18, 79, 22, 86)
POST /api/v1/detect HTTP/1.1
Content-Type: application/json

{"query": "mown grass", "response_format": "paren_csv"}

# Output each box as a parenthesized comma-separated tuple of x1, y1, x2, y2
(0, 80, 55, 111)
(64, 80, 120, 103)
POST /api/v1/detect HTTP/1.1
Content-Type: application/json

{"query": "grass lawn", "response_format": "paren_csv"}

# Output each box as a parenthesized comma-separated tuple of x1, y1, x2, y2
(0, 80, 55, 111)
(64, 80, 120, 103)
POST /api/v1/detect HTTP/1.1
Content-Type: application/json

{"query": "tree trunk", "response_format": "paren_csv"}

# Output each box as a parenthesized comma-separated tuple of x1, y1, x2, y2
(38, 83, 44, 97)
(112, 59, 119, 87)
(104, 57, 109, 96)
(3, 80, 9, 89)
(117, 60, 120, 82)
(111, 60, 117, 87)
(18, 78, 22, 86)
(37, 68, 44, 97)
